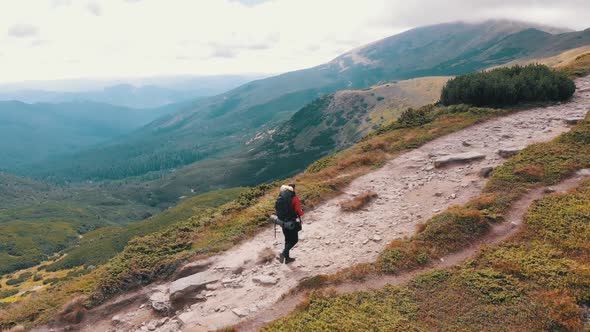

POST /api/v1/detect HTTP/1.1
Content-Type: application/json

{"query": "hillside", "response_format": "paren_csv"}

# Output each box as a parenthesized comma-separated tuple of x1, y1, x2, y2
(130, 76, 449, 203)
(2, 65, 586, 330)
(28, 20, 590, 182)
(0, 100, 181, 169)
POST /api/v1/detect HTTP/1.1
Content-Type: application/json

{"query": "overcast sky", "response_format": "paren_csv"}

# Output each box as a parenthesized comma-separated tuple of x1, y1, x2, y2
(0, 0, 588, 83)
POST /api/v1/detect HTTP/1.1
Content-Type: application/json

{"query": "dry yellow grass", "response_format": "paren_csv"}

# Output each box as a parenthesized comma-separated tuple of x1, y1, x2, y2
(340, 191, 378, 211)
(491, 45, 590, 69)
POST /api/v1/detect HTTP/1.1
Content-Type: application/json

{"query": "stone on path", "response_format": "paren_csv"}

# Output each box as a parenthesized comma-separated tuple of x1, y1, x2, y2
(252, 275, 278, 285)
(434, 152, 485, 168)
(497, 147, 523, 158)
(564, 117, 583, 125)
(232, 308, 249, 317)
(169, 271, 221, 300)
(479, 166, 494, 178)
(149, 290, 173, 315)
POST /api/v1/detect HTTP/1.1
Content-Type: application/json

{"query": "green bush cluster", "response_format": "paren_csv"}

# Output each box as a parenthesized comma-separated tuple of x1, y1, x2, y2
(5, 272, 33, 286)
(441, 64, 575, 107)
(0, 289, 19, 300)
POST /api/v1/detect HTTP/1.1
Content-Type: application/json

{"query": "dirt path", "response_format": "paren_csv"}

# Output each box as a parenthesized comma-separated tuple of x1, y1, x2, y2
(43, 76, 590, 332)
(237, 170, 590, 331)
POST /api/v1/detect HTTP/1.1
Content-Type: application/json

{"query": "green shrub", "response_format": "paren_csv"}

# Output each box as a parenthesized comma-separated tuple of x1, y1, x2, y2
(5, 272, 33, 286)
(441, 64, 575, 107)
(0, 288, 19, 299)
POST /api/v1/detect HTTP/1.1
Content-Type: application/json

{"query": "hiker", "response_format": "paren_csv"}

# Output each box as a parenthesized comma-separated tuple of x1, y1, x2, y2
(273, 183, 304, 264)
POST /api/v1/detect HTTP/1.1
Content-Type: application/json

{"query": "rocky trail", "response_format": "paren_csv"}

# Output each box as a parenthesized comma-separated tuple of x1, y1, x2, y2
(37, 76, 590, 332)
(236, 169, 590, 332)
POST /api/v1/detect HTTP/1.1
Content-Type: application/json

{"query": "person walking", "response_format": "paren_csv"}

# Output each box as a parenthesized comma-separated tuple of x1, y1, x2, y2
(274, 183, 303, 264)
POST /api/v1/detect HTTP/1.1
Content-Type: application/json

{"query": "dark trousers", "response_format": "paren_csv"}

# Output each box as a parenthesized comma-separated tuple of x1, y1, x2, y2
(282, 227, 299, 259)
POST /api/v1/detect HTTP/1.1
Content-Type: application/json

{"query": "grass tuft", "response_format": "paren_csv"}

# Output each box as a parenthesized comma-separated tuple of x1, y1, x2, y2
(340, 191, 378, 211)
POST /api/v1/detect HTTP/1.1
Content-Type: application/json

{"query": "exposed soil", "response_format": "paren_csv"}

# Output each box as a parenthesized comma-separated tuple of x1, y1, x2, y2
(32, 76, 590, 332)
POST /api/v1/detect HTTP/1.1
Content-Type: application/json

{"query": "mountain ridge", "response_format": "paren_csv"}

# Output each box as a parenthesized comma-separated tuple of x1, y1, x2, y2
(25, 20, 590, 184)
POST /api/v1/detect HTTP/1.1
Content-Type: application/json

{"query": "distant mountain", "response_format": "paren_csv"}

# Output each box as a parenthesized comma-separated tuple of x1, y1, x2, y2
(28, 20, 590, 183)
(0, 100, 183, 169)
(0, 75, 264, 108)
(114, 77, 449, 204)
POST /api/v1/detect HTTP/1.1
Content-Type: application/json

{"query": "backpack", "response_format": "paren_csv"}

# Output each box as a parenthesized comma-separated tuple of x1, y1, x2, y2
(275, 189, 297, 222)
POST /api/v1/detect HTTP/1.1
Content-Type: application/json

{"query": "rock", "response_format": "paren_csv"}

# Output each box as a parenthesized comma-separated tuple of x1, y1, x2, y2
(479, 166, 494, 178)
(372, 235, 382, 242)
(450, 193, 457, 199)
(112, 315, 123, 325)
(462, 141, 471, 147)
(497, 147, 522, 158)
(232, 308, 249, 317)
(252, 275, 278, 285)
(434, 192, 443, 197)
(544, 187, 556, 194)
(577, 169, 590, 177)
(169, 270, 221, 300)
(149, 291, 173, 315)
(146, 320, 158, 331)
(205, 283, 219, 291)
(434, 152, 485, 168)
(564, 117, 583, 125)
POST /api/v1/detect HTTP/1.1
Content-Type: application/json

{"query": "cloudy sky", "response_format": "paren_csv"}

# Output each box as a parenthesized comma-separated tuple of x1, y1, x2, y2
(0, 0, 588, 83)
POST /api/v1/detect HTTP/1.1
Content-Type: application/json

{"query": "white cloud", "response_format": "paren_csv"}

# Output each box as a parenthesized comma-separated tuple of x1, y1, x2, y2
(0, 0, 588, 83)
(86, 2, 102, 16)
(7, 23, 39, 38)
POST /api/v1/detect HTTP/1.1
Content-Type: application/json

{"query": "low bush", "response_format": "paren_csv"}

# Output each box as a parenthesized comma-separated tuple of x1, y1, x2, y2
(441, 64, 575, 107)
(5, 273, 32, 286)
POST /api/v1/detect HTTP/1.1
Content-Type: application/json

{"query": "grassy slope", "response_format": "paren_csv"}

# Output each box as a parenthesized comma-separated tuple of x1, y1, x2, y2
(0, 187, 245, 306)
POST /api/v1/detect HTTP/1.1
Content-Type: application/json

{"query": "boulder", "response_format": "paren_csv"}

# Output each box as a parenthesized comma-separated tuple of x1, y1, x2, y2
(479, 166, 494, 178)
(564, 117, 583, 125)
(497, 147, 522, 158)
(232, 308, 249, 318)
(169, 270, 221, 300)
(434, 152, 485, 168)
(111, 315, 124, 325)
(252, 275, 278, 285)
(149, 291, 173, 315)
(577, 169, 590, 177)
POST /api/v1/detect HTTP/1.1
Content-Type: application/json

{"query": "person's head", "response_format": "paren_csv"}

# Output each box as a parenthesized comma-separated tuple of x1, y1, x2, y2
(280, 183, 296, 193)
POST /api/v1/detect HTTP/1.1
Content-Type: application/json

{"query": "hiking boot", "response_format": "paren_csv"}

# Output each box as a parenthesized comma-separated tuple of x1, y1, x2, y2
(285, 257, 296, 264)
(277, 253, 285, 263)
